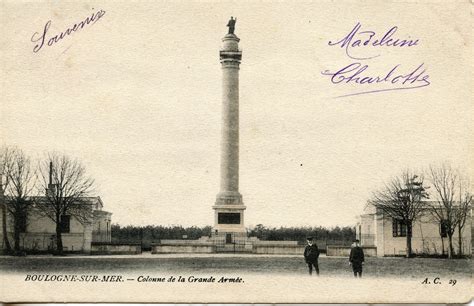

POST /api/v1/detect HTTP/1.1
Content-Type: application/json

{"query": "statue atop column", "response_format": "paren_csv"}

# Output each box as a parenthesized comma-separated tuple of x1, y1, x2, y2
(227, 17, 237, 34)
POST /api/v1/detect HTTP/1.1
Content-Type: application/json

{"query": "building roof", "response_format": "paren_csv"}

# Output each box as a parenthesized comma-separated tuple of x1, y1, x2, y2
(4, 195, 106, 212)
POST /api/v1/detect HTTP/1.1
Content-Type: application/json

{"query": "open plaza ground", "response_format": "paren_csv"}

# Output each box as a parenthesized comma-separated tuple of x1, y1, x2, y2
(0, 254, 470, 279)
(0, 254, 471, 303)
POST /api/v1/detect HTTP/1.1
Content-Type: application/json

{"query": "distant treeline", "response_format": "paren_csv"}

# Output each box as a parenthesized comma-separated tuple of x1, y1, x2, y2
(111, 224, 212, 245)
(248, 224, 355, 243)
(111, 224, 355, 248)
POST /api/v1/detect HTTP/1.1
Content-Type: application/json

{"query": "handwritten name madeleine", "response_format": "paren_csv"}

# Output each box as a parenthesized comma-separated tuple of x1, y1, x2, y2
(31, 9, 106, 53)
(322, 22, 430, 98)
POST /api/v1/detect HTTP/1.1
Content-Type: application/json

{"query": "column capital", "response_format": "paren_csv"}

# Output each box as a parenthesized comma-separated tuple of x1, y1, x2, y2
(220, 51, 242, 64)
(220, 33, 242, 63)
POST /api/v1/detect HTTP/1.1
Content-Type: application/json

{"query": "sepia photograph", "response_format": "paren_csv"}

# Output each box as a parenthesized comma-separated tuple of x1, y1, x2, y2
(0, 0, 472, 303)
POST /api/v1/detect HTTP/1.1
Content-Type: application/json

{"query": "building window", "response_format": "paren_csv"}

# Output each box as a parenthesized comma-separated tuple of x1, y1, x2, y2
(392, 218, 407, 237)
(60, 215, 70, 233)
(440, 220, 448, 238)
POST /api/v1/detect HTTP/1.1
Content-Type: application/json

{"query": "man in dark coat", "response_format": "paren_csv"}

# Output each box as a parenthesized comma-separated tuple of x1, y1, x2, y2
(304, 237, 320, 275)
(349, 239, 365, 278)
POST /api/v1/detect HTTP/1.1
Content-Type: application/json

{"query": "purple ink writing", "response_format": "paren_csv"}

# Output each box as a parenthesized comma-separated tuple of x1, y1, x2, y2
(321, 62, 430, 98)
(31, 9, 106, 53)
(328, 22, 419, 60)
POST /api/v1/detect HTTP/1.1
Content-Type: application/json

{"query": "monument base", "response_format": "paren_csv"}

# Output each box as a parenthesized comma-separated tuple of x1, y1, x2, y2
(212, 202, 246, 244)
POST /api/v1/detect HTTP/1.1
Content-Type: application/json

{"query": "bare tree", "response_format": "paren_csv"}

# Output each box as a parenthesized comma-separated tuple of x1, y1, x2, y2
(454, 176, 472, 256)
(35, 153, 95, 254)
(369, 170, 429, 258)
(0, 146, 14, 253)
(4, 148, 36, 253)
(456, 190, 471, 255)
(427, 164, 467, 258)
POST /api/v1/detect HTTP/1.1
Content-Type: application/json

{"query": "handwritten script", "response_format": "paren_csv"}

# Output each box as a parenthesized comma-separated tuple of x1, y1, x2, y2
(31, 9, 106, 53)
(322, 22, 430, 98)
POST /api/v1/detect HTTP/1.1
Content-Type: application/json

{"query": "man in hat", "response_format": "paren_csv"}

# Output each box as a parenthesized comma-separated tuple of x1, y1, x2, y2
(303, 237, 320, 276)
(349, 239, 364, 277)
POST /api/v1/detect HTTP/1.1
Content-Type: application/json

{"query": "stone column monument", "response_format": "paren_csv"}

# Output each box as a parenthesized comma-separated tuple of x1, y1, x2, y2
(212, 17, 247, 244)
(152, 18, 298, 255)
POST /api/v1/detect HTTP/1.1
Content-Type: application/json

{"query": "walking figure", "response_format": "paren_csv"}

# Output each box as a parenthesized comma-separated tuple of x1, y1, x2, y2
(349, 239, 365, 278)
(304, 237, 320, 276)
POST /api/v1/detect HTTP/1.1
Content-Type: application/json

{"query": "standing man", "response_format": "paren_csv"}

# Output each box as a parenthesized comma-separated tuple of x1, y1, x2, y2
(349, 239, 365, 278)
(304, 237, 320, 276)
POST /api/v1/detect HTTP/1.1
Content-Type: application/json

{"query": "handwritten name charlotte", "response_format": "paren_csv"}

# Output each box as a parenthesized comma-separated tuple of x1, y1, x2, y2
(322, 22, 431, 97)
(31, 9, 106, 53)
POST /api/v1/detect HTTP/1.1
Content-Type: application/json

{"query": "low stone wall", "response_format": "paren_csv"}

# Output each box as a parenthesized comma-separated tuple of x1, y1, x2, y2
(151, 239, 304, 254)
(159, 239, 214, 245)
(254, 244, 304, 255)
(91, 242, 142, 255)
(254, 240, 299, 245)
(326, 245, 377, 257)
(152, 243, 215, 254)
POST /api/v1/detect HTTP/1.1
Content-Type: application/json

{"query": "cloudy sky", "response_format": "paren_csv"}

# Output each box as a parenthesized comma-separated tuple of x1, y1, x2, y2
(2, 1, 471, 228)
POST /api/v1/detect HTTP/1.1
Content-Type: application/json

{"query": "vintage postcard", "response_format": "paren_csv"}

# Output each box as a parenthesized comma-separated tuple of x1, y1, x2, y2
(0, 0, 472, 303)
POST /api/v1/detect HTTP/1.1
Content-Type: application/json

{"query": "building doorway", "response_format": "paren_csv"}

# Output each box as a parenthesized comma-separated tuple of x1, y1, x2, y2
(226, 233, 232, 244)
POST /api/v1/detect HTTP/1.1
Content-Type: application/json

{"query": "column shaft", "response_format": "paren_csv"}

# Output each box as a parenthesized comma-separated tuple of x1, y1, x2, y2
(220, 63, 240, 193)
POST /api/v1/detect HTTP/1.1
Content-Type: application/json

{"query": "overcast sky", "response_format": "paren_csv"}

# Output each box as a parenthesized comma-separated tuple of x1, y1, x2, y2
(2, 1, 471, 228)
